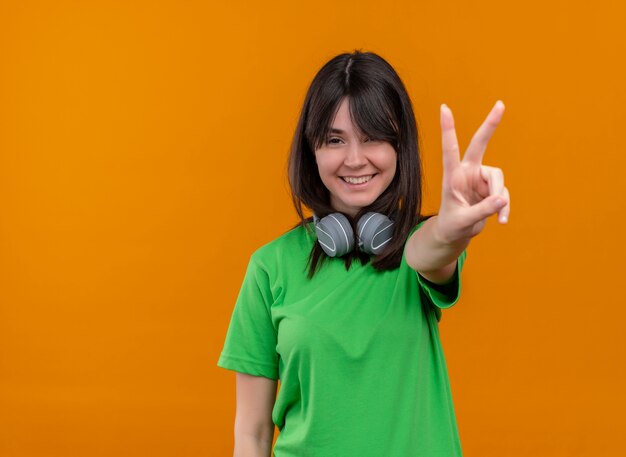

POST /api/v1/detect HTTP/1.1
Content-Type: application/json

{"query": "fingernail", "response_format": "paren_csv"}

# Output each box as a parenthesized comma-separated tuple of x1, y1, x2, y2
(500, 215, 508, 223)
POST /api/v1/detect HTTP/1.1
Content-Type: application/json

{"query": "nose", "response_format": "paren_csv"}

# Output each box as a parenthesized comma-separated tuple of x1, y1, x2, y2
(344, 143, 367, 169)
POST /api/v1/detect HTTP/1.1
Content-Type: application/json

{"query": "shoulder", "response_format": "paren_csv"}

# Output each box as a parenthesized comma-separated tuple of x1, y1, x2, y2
(409, 215, 435, 236)
(250, 223, 316, 272)
(402, 216, 435, 255)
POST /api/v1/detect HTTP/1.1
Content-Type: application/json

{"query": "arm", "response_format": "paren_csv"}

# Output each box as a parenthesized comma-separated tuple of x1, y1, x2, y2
(234, 373, 278, 457)
(407, 102, 510, 283)
(405, 215, 469, 285)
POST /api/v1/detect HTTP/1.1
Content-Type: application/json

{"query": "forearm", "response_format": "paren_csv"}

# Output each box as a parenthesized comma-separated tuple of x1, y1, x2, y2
(405, 215, 469, 285)
(234, 432, 274, 457)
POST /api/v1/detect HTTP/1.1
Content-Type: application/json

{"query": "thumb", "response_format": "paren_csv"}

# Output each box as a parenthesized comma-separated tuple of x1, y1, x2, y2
(465, 195, 507, 224)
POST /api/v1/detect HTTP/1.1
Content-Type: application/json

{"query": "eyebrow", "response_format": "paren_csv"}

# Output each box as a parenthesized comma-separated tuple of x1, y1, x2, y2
(329, 128, 345, 134)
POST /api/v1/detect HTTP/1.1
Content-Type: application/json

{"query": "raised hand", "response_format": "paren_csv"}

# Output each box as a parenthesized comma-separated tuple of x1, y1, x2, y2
(435, 101, 511, 244)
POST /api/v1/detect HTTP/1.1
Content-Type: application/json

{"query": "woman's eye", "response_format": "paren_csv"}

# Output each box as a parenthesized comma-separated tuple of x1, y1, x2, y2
(327, 137, 342, 145)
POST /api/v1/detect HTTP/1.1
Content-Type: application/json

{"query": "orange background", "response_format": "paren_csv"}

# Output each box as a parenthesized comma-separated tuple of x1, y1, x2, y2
(1, 1, 625, 456)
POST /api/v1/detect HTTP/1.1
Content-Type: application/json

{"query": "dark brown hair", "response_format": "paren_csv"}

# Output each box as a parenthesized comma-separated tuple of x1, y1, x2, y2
(288, 50, 430, 278)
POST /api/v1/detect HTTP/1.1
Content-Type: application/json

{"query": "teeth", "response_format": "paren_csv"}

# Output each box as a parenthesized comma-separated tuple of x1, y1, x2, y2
(343, 175, 373, 184)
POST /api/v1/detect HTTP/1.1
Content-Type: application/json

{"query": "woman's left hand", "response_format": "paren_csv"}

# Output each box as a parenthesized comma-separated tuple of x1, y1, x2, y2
(435, 101, 510, 244)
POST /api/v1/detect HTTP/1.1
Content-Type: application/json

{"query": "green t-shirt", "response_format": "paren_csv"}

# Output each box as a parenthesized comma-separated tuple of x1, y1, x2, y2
(218, 220, 467, 456)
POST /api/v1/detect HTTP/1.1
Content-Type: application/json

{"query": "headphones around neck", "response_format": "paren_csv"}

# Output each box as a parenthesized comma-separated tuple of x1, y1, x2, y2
(313, 212, 394, 257)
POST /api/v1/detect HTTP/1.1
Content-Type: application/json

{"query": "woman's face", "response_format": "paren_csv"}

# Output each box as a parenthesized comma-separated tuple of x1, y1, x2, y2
(314, 98, 397, 218)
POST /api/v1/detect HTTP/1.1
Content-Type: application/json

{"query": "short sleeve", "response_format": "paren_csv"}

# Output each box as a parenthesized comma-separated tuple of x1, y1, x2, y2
(416, 249, 466, 311)
(217, 256, 279, 380)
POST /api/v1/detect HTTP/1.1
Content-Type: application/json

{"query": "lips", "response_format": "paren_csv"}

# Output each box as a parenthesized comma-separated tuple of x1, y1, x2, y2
(341, 174, 374, 184)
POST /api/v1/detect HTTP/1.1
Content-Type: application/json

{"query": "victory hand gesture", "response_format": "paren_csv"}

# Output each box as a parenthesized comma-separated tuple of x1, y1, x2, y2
(435, 101, 511, 244)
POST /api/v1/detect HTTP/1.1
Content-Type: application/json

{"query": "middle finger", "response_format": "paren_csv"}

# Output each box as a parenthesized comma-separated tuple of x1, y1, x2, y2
(463, 101, 505, 165)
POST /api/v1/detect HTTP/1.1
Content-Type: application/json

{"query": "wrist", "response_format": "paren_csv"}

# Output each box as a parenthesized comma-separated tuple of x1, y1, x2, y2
(433, 215, 471, 249)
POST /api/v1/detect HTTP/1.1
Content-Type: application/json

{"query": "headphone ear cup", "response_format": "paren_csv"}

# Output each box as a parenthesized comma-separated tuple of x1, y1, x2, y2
(357, 212, 394, 255)
(314, 213, 354, 257)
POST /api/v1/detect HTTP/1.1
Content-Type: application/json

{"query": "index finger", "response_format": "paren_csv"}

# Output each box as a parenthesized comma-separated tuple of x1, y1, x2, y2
(463, 100, 505, 165)
(440, 104, 461, 175)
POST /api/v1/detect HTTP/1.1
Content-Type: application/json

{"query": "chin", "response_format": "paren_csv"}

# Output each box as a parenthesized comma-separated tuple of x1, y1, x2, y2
(340, 198, 379, 214)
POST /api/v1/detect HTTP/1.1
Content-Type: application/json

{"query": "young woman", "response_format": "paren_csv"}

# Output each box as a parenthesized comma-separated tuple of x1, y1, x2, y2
(218, 50, 510, 457)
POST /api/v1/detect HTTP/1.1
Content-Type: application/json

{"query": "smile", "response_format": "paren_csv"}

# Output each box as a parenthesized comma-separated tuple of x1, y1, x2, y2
(341, 175, 374, 184)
